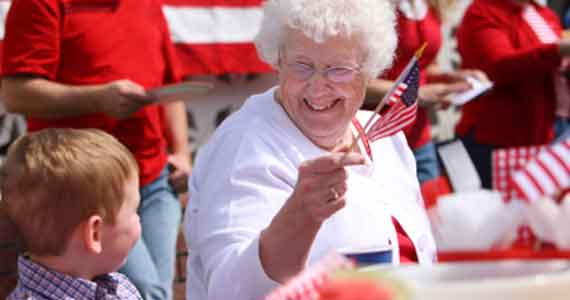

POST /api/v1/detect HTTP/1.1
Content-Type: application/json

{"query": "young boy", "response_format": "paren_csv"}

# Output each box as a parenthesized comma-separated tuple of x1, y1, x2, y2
(1, 128, 142, 300)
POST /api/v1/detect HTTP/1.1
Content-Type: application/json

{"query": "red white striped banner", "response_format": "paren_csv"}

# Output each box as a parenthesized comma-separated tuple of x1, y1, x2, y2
(492, 145, 548, 201)
(511, 139, 570, 202)
(0, 0, 272, 76)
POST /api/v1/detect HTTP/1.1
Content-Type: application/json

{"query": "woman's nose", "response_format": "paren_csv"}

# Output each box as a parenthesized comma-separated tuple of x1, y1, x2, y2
(306, 71, 331, 95)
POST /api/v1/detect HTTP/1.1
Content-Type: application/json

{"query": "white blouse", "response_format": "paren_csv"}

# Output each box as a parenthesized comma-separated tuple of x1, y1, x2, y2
(184, 87, 437, 300)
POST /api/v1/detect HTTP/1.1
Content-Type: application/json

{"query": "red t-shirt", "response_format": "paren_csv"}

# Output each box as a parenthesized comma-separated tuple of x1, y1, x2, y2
(456, 0, 559, 146)
(382, 4, 442, 150)
(2, 0, 183, 185)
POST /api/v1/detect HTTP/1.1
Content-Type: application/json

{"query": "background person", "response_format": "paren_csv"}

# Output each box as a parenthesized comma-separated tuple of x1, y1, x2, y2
(366, 0, 488, 184)
(456, 0, 570, 188)
(1, 1, 191, 299)
(184, 1, 436, 299)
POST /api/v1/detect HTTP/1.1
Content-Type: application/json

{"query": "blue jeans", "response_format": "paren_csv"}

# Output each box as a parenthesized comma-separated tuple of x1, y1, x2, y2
(119, 168, 181, 300)
(554, 117, 570, 142)
(412, 142, 440, 184)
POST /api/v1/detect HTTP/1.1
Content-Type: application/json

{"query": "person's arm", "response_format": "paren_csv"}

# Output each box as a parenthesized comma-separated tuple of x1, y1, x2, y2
(366, 77, 469, 110)
(457, 7, 565, 86)
(259, 153, 363, 282)
(2, 77, 152, 119)
(1, 0, 151, 119)
(187, 128, 363, 299)
(163, 101, 191, 193)
(364, 78, 394, 107)
(159, 8, 192, 192)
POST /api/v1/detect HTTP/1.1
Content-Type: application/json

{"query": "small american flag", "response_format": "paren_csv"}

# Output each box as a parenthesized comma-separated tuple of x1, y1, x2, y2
(366, 56, 420, 142)
(510, 138, 570, 202)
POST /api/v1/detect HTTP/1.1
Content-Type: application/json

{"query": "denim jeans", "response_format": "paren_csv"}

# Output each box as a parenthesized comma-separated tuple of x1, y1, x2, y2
(554, 116, 570, 142)
(412, 142, 440, 184)
(119, 167, 181, 300)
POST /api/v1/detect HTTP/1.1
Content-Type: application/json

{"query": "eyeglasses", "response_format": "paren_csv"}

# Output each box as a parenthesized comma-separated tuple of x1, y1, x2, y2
(282, 61, 362, 83)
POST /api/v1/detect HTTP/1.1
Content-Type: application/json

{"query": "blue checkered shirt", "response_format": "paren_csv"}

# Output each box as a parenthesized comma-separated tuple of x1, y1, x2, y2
(8, 256, 142, 300)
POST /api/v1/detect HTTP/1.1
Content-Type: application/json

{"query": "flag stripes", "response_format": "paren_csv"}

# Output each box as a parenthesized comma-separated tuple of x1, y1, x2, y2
(511, 139, 570, 202)
(365, 57, 420, 142)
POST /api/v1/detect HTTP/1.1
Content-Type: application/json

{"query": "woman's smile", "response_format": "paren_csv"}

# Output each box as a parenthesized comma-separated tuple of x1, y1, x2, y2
(303, 97, 342, 112)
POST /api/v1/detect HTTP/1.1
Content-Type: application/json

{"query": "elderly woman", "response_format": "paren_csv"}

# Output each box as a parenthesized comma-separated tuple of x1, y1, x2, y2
(184, 0, 436, 299)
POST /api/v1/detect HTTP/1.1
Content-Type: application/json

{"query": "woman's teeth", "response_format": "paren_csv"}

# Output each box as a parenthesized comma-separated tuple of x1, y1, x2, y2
(304, 98, 340, 111)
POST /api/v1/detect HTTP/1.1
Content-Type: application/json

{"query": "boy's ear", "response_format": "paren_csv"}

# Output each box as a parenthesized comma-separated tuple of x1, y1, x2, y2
(82, 215, 104, 254)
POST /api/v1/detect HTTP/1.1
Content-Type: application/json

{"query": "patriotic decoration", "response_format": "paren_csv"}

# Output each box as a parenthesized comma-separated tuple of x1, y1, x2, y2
(265, 253, 354, 300)
(365, 55, 420, 142)
(0, 0, 271, 76)
(510, 138, 570, 202)
(492, 145, 548, 201)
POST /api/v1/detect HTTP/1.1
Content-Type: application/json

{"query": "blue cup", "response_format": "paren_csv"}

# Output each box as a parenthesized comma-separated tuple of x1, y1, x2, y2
(338, 246, 393, 266)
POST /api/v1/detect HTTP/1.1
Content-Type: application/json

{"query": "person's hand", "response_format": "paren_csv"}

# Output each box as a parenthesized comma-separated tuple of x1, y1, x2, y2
(559, 38, 570, 57)
(288, 152, 365, 225)
(433, 69, 489, 84)
(168, 151, 192, 194)
(446, 69, 489, 85)
(418, 82, 470, 110)
(96, 79, 155, 119)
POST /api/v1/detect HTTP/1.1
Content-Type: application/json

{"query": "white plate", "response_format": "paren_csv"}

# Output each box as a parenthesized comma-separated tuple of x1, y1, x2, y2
(147, 81, 214, 104)
(450, 77, 493, 106)
(362, 260, 570, 300)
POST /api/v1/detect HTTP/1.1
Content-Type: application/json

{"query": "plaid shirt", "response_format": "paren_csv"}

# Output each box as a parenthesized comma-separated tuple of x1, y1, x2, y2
(8, 256, 142, 300)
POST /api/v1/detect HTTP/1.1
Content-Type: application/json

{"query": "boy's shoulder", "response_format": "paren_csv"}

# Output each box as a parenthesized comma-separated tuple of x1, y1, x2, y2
(7, 283, 45, 300)
(10, 257, 141, 300)
(8, 272, 141, 300)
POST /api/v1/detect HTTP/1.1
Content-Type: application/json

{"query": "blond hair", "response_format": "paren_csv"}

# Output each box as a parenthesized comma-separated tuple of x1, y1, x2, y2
(1, 128, 138, 256)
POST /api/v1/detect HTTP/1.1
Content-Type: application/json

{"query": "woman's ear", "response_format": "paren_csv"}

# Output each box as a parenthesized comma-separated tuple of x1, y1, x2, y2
(82, 215, 104, 254)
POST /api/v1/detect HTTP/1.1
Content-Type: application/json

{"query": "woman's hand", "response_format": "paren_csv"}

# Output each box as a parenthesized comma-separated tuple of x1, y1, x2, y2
(418, 82, 470, 110)
(289, 152, 365, 224)
(420, 68, 489, 109)
(428, 68, 489, 84)
(259, 152, 364, 283)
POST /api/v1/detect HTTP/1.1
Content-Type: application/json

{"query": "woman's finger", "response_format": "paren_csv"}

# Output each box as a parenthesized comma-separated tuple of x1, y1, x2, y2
(302, 153, 364, 174)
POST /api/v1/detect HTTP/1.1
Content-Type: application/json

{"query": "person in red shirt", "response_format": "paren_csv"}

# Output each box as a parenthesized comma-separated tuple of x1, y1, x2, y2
(456, 0, 570, 188)
(367, 0, 487, 184)
(1, 1, 191, 300)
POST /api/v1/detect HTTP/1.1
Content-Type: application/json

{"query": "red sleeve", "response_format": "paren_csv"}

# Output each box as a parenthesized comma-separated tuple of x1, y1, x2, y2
(159, 8, 183, 84)
(457, 3, 561, 86)
(2, 0, 61, 80)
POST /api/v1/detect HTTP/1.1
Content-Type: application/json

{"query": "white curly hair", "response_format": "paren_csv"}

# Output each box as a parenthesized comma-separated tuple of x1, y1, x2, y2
(254, 0, 398, 78)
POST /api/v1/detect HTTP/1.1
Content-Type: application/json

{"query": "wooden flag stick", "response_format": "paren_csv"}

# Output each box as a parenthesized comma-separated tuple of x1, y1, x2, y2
(349, 42, 428, 152)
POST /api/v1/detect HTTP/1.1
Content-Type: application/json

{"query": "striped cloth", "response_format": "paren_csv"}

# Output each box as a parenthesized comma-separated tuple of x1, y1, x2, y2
(0, 0, 271, 76)
(522, 4, 558, 43)
(366, 56, 420, 141)
(492, 145, 548, 201)
(510, 138, 570, 202)
(522, 3, 570, 118)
